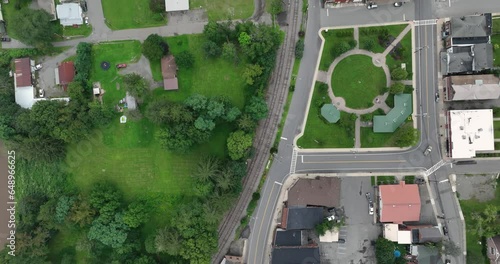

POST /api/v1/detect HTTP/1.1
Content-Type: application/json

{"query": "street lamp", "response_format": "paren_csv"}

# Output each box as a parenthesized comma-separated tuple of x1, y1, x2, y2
(414, 45, 429, 53)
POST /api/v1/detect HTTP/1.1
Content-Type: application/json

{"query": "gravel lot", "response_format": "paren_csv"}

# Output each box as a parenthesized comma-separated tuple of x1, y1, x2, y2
(456, 174, 498, 202)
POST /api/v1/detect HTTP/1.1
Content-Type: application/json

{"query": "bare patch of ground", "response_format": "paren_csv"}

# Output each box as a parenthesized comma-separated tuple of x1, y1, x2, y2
(456, 174, 498, 202)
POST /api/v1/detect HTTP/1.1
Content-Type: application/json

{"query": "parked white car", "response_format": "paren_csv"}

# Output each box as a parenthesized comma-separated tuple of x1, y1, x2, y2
(369, 203, 374, 215)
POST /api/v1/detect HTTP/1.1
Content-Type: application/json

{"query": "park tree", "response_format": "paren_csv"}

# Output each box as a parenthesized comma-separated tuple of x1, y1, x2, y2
(146, 99, 193, 125)
(241, 25, 281, 63)
(237, 114, 257, 132)
(471, 204, 500, 237)
(389, 82, 405, 94)
(245, 96, 268, 121)
(122, 73, 149, 98)
(194, 156, 220, 183)
(206, 99, 225, 119)
(222, 42, 238, 63)
(295, 39, 305, 59)
(123, 201, 150, 228)
(74, 42, 93, 84)
(155, 227, 182, 255)
(375, 237, 395, 264)
(363, 39, 375, 51)
(332, 41, 351, 57)
(203, 21, 234, 45)
(142, 34, 169, 61)
(10, 9, 54, 49)
(55, 196, 75, 223)
(242, 64, 264, 85)
(238, 32, 251, 46)
(194, 116, 216, 131)
(69, 197, 96, 228)
(394, 123, 419, 147)
(184, 94, 208, 112)
(87, 214, 129, 248)
(270, 0, 284, 15)
(175, 50, 195, 69)
(391, 67, 408, 81)
(203, 40, 222, 58)
(224, 107, 241, 122)
(11, 135, 66, 162)
(227, 130, 253, 160)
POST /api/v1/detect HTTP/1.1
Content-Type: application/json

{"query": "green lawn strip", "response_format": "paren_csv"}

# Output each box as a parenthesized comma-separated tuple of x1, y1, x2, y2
(151, 34, 247, 108)
(190, 0, 254, 21)
(494, 35, 500, 67)
(274, 91, 293, 148)
(493, 17, 500, 34)
(101, 0, 166, 30)
(359, 24, 407, 53)
(386, 29, 413, 79)
(371, 176, 375, 186)
(360, 127, 395, 148)
(62, 24, 93, 37)
(494, 121, 500, 138)
(460, 180, 500, 264)
(404, 175, 415, 184)
(377, 175, 397, 185)
(495, 142, 500, 150)
(331, 55, 386, 109)
(297, 82, 355, 148)
(319, 29, 354, 71)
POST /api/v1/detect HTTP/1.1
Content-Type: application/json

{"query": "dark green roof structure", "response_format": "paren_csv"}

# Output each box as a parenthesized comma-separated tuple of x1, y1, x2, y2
(321, 104, 340, 123)
(373, 94, 413, 133)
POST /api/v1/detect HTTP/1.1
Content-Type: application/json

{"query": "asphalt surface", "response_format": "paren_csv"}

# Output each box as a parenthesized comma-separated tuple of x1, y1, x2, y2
(246, 1, 500, 264)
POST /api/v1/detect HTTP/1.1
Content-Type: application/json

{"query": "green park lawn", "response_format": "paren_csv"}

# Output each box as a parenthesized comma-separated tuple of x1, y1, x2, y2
(101, 0, 166, 30)
(319, 29, 355, 71)
(460, 177, 500, 264)
(331, 55, 386, 109)
(386, 28, 413, 78)
(150, 34, 247, 108)
(191, 0, 254, 21)
(297, 82, 355, 148)
(359, 24, 407, 53)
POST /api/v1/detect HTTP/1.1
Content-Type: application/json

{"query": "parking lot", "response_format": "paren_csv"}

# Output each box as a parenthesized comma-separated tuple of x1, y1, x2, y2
(320, 177, 380, 264)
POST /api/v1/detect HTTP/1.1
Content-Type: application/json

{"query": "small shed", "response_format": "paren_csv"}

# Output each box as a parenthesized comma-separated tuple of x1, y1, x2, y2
(125, 92, 137, 110)
(321, 104, 340, 123)
(55, 61, 75, 91)
(165, 0, 189, 12)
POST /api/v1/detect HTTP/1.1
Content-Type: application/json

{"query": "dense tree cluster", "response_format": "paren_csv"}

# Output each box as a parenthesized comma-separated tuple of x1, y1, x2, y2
(142, 34, 169, 62)
(389, 82, 405, 94)
(122, 73, 150, 98)
(394, 123, 419, 147)
(74, 42, 93, 87)
(10, 9, 55, 51)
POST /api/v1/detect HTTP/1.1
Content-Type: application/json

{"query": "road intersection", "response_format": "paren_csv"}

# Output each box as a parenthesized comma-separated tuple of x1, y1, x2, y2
(247, 1, 500, 264)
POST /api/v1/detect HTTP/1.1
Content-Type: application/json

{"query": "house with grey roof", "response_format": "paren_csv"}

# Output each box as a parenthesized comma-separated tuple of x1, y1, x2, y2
(444, 74, 500, 101)
(440, 44, 493, 75)
(56, 3, 83, 26)
(282, 207, 324, 230)
(271, 247, 320, 264)
(487, 235, 500, 264)
(373, 93, 412, 133)
(274, 229, 302, 247)
(33, 0, 57, 21)
(444, 13, 492, 48)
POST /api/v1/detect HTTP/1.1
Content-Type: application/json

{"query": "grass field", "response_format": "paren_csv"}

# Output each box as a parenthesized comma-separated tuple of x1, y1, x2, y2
(297, 82, 355, 148)
(331, 55, 386, 109)
(52, 39, 246, 262)
(191, 0, 254, 21)
(150, 34, 247, 108)
(460, 178, 500, 264)
(62, 24, 93, 37)
(319, 29, 355, 71)
(101, 0, 166, 30)
(376, 175, 397, 185)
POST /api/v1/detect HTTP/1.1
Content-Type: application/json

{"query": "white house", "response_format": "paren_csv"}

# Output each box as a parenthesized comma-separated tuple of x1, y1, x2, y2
(165, 0, 189, 12)
(56, 3, 83, 26)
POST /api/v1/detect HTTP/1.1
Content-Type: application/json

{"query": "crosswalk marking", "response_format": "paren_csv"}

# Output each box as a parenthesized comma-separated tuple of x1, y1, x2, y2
(414, 19, 437, 26)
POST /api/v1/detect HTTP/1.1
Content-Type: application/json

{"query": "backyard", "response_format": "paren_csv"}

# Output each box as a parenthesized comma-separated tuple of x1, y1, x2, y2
(51, 38, 247, 261)
(191, 0, 254, 21)
(297, 82, 355, 148)
(331, 54, 387, 109)
(493, 17, 500, 66)
(101, 0, 166, 30)
(460, 177, 500, 264)
(319, 29, 355, 71)
(150, 34, 247, 108)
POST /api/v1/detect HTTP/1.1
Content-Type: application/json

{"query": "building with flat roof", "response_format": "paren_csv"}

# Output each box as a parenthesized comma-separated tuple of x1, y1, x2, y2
(443, 74, 500, 101)
(282, 207, 324, 230)
(271, 247, 320, 264)
(383, 224, 412, 244)
(446, 109, 494, 159)
(56, 3, 83, 26)
(287, 177, 340, 208)
(274, 229, 302, 247)
(379, 181, 421, 224)
(373, 93, 412, 133)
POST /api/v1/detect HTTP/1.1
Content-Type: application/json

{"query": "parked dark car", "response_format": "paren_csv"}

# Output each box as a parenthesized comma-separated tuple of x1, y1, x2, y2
(338, 239, 346, 243)
(415, 178, 425, 185)
(443, 225, 448, 236)
(1, 37, 11, 42)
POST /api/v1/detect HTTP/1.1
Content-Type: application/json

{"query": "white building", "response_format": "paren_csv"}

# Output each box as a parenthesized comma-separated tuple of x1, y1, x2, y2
(56, 3, 83, 26)
(165, 0, 189, 12)
(447, 109, 495, 159)
(14, 58, 35, 109)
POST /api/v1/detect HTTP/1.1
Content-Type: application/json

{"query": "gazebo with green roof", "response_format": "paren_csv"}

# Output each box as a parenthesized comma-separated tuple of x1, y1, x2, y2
(321, 104, 340, 123)
(373, 94, 413, 133)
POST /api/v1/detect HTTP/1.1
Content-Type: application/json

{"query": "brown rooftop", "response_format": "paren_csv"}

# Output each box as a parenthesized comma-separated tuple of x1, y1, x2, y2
(161, 55, 178, 90)
(379, 181, 421, 224)
(287, 177, 340, 208)
(14, 58, 32, 88)
(58, 61, 75, 91)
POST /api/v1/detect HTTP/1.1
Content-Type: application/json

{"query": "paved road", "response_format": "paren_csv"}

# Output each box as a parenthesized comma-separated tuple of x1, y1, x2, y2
(246, 1, 500, 264)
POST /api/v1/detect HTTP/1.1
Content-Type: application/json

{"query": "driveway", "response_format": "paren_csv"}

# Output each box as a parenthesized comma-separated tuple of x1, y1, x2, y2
(320, 177, 379, 264)
(37, 46, 77, 97)
(119, 55, 162, 89)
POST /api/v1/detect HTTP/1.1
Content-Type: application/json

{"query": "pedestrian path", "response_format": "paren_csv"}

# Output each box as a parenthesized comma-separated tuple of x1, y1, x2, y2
(354, 116, 361, 148)
(381, 24, 412, 57)
(353, 27, 359, 49)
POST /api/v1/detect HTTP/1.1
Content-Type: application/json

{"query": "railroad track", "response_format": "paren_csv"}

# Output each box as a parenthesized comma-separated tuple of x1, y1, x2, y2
(212, 0, 301, 263)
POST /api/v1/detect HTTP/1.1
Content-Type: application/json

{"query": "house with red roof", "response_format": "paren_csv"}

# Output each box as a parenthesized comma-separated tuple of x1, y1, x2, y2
(379, 181, 421, 224)
(55, 61, 75, 91)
